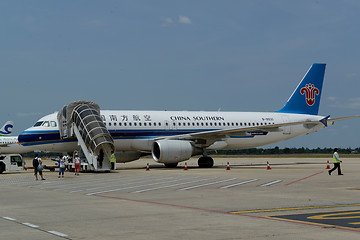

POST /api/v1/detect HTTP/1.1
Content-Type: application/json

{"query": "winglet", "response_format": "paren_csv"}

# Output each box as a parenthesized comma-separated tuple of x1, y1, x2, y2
(319, 115, 330, 127)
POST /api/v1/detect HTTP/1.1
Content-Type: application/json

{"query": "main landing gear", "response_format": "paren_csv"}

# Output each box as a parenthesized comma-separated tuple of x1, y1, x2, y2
(198, 156, 214, 168)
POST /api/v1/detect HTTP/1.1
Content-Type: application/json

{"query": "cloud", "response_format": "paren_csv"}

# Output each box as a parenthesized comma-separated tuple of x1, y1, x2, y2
(178, 15, 191, 24)
(347, 97, 360, 109)
(328, 97, 360, 109)
(162, 17, 174, 27)
(16, 112, 42, 117)
(347, 73, 357, 79)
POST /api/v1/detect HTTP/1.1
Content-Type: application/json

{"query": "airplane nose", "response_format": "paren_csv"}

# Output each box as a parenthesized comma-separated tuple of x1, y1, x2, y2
(18, 129, 32, 145)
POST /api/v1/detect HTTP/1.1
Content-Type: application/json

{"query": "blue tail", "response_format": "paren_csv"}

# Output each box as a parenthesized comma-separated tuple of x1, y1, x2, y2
(277, 63, 326, 115)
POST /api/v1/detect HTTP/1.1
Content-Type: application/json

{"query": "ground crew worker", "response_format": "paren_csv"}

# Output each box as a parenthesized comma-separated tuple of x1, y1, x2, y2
(110, 151, 116, 170)
(328, 148, 343, 175)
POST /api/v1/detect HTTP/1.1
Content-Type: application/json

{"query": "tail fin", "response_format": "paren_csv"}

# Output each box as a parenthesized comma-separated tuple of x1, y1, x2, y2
(277, 63, 326, 115)
(0, 121, 14, 136)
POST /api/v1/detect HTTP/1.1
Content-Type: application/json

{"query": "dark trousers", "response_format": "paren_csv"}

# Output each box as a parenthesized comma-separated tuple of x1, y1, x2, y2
(329, 162, 342, 175)
(111, 162, 115, 170)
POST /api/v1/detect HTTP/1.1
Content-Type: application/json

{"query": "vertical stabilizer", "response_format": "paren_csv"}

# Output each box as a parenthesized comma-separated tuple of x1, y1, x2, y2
(278, 63, 326, 115)
(0, 121, 14, 136)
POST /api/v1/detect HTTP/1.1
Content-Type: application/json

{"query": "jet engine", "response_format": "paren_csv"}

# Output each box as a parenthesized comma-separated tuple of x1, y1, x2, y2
(152, 140, 199, 164)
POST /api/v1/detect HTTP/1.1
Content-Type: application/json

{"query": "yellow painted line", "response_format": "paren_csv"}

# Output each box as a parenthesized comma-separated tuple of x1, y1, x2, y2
(230, 203, 360, 214)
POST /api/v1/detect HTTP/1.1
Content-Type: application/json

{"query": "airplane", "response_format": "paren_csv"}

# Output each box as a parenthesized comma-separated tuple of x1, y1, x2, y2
(0, 121, 33, 154)
(18, 63, 359, 168)
(0, 121, 14, 136)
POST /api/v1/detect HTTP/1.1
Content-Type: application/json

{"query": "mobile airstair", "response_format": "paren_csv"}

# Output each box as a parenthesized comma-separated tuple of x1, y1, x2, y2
(57, 101, 114, 172)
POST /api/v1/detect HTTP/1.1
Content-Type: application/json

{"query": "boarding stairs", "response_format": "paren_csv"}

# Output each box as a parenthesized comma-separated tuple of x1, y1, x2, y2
(58, 101, 114, 172)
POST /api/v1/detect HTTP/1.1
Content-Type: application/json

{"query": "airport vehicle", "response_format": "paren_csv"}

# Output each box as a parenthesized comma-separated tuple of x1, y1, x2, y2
(18, 63, 359, 171)
(0, 154, 24, 173)
(0, 121, 13, 136)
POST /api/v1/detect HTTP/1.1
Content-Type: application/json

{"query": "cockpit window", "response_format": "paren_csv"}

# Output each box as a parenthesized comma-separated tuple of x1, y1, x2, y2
(42, 121, 50, 127)
(34, 121, 44, 127)
(51, 121, 57, 127)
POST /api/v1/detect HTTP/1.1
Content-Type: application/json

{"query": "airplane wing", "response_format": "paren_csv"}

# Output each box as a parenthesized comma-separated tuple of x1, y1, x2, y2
(328, 115, 360, 125)
(158, 119, 322, 143)
(158, 115, 360, 146)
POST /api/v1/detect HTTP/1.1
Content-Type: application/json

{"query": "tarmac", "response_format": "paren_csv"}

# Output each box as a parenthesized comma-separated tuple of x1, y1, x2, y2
(1, 156, 360, 240)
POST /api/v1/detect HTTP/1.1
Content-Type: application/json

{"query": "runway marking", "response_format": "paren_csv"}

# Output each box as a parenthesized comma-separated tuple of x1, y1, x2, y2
(285, 171, 323, 186)
(132, 177, 219, 193)
(86, 176, 202, 195)
(22, 222, 39, 228)
(2, 216, 72, 239)
(43, 175, 142, 190)
(48, 230, 69, 237)
(259, 180, 282, 187)
(220, 179, 259, 189)
(177, 178, 237, 191)
(230, 203, 360, 214)
(70, 176, 176, 193)
(267, 209, 360, 230)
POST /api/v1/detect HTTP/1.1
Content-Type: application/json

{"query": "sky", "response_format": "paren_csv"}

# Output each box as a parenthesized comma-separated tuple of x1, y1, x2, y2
(1, 0, 359, 149)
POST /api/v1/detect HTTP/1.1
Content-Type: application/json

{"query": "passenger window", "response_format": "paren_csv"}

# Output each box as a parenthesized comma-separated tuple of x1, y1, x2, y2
(159, 123, 161, 126)
(139, 122, 142, 126)
(129, 123, 132, 126)
(134, 123, 137, 126)
(144, 123, 147, 126)
(149, 123, 152, 126)
(154, 122, 156, 126)
(240, 123, 243, 126)
(124, 123, 127, 126)
(119, 123, 122, 126)
(109, 123, 112, 126)
(114, 122, 117, 126)
(235, 123, 238, 126)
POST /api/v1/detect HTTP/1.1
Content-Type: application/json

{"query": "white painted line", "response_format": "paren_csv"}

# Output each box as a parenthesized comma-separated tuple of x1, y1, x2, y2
(70, 176, 176, 193)
(87, 176, 202, 195)
(2, 217, 16, 221)
(220, 179, 259, 189)
(259, 180, 282, 187)
(177, 178, 238, 191)
(132, 177, 219, 193)
(48, 230, 69, 237)
(22, 222, 39, 228)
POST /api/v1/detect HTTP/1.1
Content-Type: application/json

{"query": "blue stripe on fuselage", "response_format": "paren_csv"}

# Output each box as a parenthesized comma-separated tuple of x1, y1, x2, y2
(19, 128, 260, 146)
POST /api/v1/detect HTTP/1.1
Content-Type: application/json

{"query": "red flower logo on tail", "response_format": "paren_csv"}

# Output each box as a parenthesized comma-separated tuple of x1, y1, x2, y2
(300, 83, 319, 106)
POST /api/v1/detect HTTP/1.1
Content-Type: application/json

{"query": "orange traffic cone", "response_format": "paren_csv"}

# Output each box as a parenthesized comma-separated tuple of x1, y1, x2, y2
(326, 160, 331, 169)
(184, 162, 188, 170)
(226, 162, 230, 170)
(266, 161, 271, 170)
(146, 163, 150, 171)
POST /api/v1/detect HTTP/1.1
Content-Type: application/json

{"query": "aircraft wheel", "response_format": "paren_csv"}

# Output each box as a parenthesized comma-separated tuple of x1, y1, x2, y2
(164, 162, 178, 168)
(198, 157, 214, 168)
(0, 163, 4, 174)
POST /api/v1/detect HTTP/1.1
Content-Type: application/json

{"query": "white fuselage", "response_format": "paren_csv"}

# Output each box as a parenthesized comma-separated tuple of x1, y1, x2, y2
(18, 110, 325, 155)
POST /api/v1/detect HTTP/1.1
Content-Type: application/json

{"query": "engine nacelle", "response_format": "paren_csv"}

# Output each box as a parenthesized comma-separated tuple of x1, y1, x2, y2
(152, 140, 194, 164)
